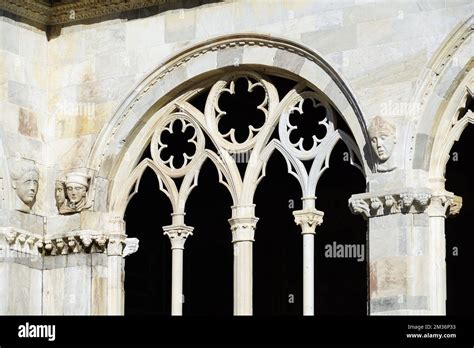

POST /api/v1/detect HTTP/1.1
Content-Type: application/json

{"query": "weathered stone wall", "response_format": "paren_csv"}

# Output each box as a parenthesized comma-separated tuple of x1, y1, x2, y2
(0, 17, 48, 315)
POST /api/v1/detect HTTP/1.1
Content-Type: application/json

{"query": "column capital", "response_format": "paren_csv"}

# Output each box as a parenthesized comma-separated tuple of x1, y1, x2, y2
(163, 225, 194, 250)
(228, 216, 258, 243)
(427, 194, 463, 218)
(293, 209, 324, 234)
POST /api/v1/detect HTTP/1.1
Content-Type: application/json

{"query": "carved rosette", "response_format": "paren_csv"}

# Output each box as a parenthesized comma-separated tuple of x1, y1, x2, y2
(349, 191, 462, 219)
(293, 209, 324, 234)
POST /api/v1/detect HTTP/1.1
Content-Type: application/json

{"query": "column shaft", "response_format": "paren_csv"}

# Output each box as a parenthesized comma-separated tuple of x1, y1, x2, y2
(163, 224, 193, 316)
(171, 248, 184, 315)
(293, 207, 324, 316)
(233, 240, 253, 315)
(302, 234, 314, 315)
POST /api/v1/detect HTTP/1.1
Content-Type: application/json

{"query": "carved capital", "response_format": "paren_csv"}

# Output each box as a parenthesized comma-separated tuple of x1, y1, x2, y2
(228, 216, 258, 243)
(107, 236, 123, 256)
(293, 209, 324, 234)
(427, 194, 463, 218)
(163, 225, 194, 250)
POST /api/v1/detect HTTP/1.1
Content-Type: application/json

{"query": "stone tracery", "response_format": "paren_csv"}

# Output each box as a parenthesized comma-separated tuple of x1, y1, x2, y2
(119, 70, 364, 315)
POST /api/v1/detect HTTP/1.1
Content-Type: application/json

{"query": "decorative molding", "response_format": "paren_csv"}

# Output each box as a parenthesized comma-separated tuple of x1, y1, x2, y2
(0, 0, 49, 25)
(43, 231, 108, 255)
(0, 0, 167, 26)
(0, 226, 42, 256)
(349, 191, 462, 219)
(0, 227, 136, 257)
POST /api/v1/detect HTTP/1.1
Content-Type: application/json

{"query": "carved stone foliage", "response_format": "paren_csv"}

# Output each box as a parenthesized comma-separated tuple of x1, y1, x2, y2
(0, 227, 42, 256)
(368, 116, 397, 173)
(0, 227, 137, 257)
(42, 233, 107, 256)
(9, 160, 39, 214)
(349, 191, 462, 219)
(122, 71, 364, 226)
(56, 172, 92, 214)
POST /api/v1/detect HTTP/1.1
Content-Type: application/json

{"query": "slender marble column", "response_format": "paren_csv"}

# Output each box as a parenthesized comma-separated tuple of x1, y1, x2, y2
(228, 204, 258, 315)
(426, 195, 461, 315)
(293, 205, 324, 316)
(163, 224, 193, 316)
(107, 220, 126, 315)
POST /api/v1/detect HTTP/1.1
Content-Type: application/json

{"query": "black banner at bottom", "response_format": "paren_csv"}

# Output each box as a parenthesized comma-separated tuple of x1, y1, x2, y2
(0, 316, 474, 345)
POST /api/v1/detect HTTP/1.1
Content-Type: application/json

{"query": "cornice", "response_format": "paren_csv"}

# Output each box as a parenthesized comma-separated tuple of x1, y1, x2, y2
(0, 0, 167, 26)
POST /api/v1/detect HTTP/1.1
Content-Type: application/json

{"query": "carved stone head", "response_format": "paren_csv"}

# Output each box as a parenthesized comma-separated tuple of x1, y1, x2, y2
(368, 116, 396, 161)
(55, 180, 66, 210)
(10, 161, 39, 213)
(64, 172, 90, 208)
(368, 116, 397, 172)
